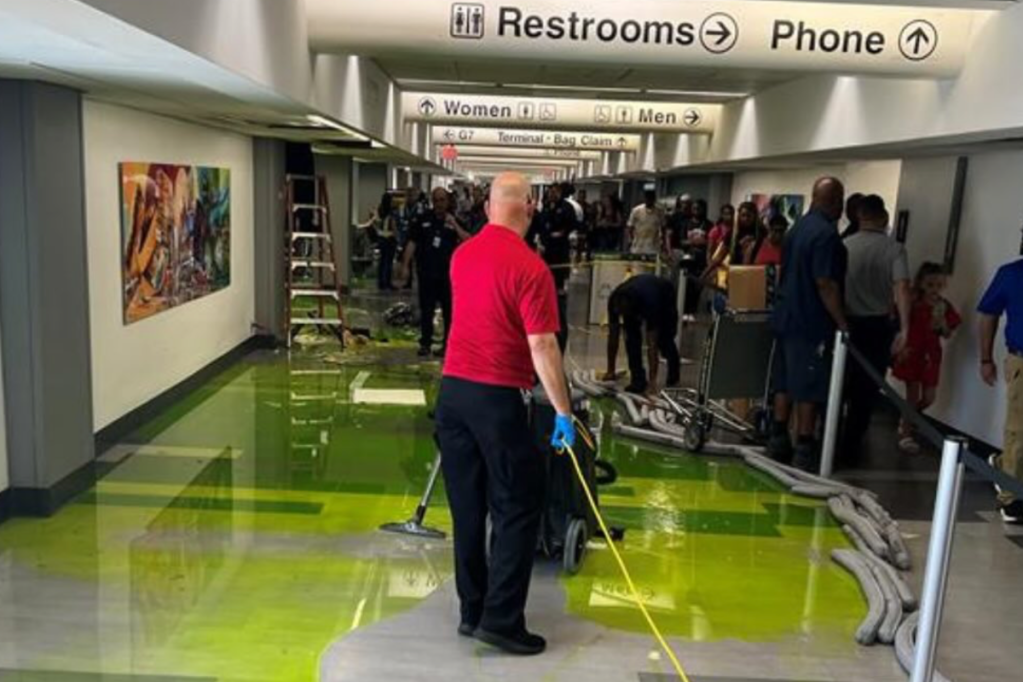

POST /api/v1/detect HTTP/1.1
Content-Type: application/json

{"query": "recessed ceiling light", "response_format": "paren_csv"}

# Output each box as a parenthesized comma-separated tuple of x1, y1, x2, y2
(398, 78, 498, 88)
(644, 89, 750, 99)
(502, 83, 640, 94)
(306, 114, 369, 140)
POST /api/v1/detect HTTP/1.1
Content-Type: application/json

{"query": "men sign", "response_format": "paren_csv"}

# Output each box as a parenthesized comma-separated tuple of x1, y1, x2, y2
(407, 93, 717, 133)
(308, 0, 973, 78)
(431, 126, 641, 152)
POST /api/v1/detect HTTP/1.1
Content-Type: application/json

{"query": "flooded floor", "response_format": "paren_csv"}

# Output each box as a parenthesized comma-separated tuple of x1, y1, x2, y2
(0, 344, 909, 681)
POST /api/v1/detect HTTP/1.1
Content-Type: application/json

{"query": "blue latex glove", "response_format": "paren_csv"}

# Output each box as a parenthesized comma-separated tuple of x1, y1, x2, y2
(551, 414, 576, 451)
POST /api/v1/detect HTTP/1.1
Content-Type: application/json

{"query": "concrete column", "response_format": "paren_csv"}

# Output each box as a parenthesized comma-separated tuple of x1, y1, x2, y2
(253, 138, 287, 340)
(319, 154, 355, 288)
(0, 81, 95, 515)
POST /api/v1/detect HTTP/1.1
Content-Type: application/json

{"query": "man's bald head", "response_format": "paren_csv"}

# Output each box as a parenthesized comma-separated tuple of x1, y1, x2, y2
(811, 177, 845, 222)
(486, 172, 534, 236)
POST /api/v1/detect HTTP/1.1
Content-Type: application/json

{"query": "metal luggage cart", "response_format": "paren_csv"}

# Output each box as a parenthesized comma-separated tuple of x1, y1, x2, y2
(662, 308, 776, 451)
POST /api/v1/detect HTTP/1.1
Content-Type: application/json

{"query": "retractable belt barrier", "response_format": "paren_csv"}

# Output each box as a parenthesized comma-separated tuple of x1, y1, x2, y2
(844, 337, 1023, 501)
(556, 418, 691, 682)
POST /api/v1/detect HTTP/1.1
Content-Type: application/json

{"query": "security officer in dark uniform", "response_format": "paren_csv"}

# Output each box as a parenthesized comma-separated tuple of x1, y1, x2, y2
(402, 188, 461, 357)
(603, 274, 682, 394)
(539, 183, 579, 351)
(539, 183, 578, 291)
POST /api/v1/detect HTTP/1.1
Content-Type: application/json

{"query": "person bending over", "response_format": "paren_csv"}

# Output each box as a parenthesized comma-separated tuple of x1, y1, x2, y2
(603, 274, 682, 395)
(437, 172, 575, 656)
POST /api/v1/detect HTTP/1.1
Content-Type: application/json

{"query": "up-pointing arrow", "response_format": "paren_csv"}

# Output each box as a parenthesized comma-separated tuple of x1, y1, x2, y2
(419, 98, 436, 115)
(905, 27, 930, 55)
(617, 137, 627, 148)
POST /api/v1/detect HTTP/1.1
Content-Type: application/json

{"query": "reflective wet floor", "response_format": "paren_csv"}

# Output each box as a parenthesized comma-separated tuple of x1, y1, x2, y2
(0, 346, 904, 682)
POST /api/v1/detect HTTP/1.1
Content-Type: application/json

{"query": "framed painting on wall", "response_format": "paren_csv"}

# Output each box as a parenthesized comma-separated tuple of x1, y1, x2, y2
(747, 193, 805, 228)
(119, 162, 231, 324)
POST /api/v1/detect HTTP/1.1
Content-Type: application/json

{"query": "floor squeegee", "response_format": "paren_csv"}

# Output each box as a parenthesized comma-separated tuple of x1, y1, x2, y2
(379, 451, 447, 540)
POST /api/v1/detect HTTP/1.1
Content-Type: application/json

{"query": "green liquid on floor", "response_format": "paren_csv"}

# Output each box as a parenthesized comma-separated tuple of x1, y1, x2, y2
(0, 349, 865, 681)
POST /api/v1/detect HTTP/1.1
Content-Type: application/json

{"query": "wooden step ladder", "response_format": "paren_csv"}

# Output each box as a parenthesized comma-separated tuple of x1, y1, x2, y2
(284, 174, 345, 348)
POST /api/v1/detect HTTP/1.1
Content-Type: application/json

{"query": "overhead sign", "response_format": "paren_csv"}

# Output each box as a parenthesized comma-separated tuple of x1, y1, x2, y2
(432, 126, 640, 152)
(308, 0, 973, 77)
(443, 145, 602, 160)
(406, 92, 716, 133)
(453, 155, 581, 167)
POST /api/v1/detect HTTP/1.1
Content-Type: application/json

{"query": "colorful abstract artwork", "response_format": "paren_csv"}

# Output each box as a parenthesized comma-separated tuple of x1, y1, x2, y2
(769, 194, 805, 228)
(748, 193, 805, 228)
(120, 162, 231, 324)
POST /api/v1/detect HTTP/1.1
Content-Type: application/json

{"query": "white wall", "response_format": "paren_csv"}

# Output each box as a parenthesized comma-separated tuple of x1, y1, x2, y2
(897, 151, 1023, 447)
(731, 160, 902, 228)
(83, 101, 255, 430)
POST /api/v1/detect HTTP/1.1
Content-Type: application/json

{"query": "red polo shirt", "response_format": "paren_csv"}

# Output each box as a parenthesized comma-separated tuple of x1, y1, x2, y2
(443, 223, 560, 389)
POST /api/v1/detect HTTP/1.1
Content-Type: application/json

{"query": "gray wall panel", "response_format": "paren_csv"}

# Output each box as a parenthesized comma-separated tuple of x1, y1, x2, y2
(0, 81, 94, 495)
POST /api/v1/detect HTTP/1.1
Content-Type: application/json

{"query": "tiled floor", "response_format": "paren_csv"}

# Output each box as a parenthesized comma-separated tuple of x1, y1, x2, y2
(0, 271, 1020, 681)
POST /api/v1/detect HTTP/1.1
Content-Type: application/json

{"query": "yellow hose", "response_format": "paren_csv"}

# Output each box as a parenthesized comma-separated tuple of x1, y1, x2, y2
(557, 419, 692, 682)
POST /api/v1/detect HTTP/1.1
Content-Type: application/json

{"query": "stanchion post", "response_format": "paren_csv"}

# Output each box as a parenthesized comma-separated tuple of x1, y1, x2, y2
(819, 330, 848, 478)
(911, 437, 967, 682)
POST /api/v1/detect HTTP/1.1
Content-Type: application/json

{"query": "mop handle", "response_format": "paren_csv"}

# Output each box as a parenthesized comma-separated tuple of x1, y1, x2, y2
(414, 452, 444, 522)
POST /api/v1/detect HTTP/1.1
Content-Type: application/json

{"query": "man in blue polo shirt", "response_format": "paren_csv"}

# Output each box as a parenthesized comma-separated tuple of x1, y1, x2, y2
(769, 177, 850, 472)
(979, 242, 1023, 524)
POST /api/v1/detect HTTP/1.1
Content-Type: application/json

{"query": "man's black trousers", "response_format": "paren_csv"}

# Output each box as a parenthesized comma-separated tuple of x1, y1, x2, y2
(843, 315, 896, 453)
(418, 275, 452, 350)
(435, 377, 545, 636)
(625, 314, 682, 392)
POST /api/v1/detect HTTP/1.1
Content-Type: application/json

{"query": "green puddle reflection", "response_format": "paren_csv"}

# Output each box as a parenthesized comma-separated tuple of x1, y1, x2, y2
(0, 350, 864, 681)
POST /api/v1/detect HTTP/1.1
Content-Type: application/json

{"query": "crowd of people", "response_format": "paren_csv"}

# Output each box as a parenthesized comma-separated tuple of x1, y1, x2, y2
(765, 176, 1021, 525)
(354, 170, 1023, 657)
(359, 175, 1021, 524)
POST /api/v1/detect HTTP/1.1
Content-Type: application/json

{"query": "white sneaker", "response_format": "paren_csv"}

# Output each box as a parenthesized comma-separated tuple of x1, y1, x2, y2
(898, 437, 921, 454)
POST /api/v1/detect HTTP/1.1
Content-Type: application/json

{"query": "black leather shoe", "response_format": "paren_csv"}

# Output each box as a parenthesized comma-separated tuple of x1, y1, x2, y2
(793, 444, 820, 473)
(474, 628, 546, 656)
(457, 622, 477, 637)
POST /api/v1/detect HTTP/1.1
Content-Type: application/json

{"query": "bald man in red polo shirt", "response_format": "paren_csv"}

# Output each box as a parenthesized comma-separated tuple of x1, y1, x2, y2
(437, 172, 575, 656)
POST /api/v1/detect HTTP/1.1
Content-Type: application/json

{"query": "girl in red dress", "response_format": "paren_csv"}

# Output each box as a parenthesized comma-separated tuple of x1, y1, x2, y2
(892, 262, 962, 453)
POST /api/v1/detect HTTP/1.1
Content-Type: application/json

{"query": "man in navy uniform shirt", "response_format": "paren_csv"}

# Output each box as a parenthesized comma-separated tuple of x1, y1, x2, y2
(769, 177, 850, 472)
(401, 188, 463, 357)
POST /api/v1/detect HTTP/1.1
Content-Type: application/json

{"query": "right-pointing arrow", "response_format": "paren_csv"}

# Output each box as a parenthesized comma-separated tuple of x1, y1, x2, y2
(706, 21, 732, 46)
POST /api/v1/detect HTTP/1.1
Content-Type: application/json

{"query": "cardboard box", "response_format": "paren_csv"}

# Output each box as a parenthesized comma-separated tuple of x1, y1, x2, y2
(728, 266, 767, 311)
